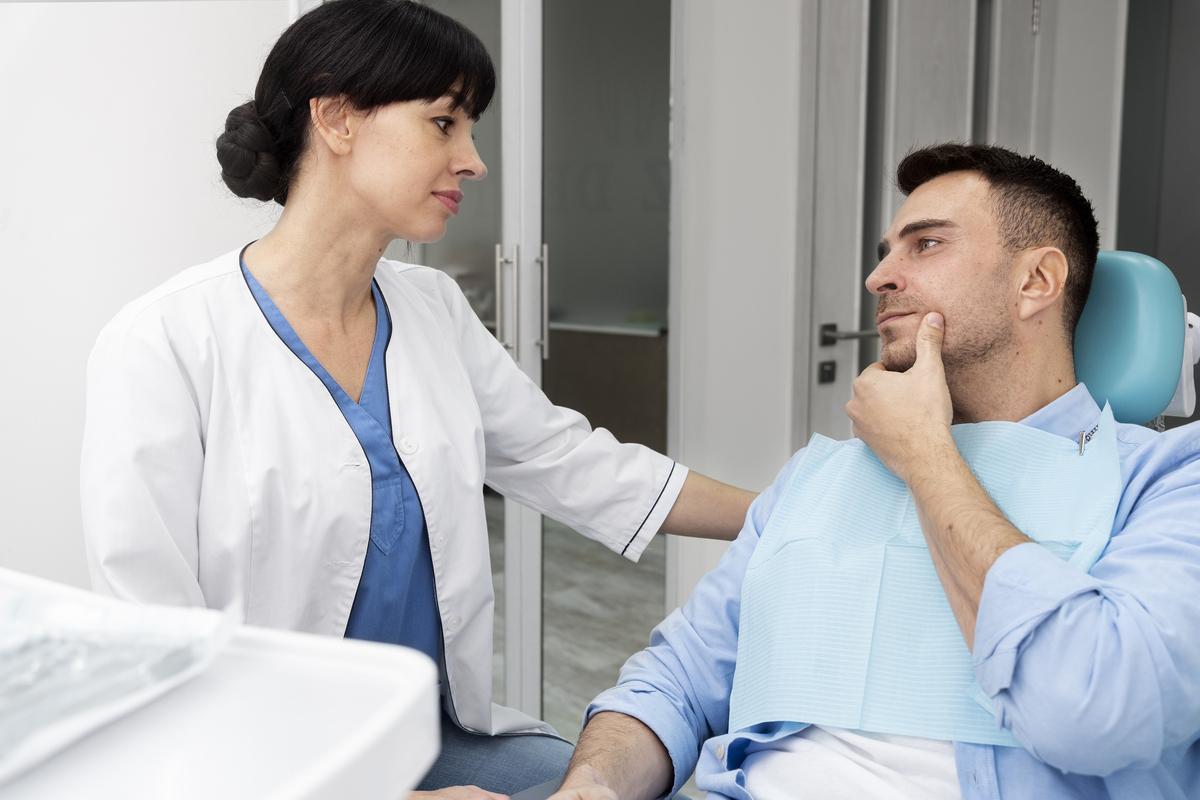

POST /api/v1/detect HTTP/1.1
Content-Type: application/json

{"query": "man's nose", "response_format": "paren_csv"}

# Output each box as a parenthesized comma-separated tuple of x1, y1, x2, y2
(865, 254, 905, 296)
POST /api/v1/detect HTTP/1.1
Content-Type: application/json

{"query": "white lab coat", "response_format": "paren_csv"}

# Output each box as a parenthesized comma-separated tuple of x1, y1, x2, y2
(81, 248, 687, 735)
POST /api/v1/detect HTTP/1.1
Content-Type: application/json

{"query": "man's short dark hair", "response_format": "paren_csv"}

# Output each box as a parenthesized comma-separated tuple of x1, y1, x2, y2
(896, 143, 1100, 340)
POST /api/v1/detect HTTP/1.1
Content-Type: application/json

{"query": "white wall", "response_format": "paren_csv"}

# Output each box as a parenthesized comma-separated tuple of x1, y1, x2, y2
(665, 0, 807, 610)
(0, 1, 289, 587)
(1032, 0, 1127, 249)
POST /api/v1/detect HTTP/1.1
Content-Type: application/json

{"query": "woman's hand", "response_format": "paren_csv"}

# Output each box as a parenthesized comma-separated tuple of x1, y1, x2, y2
(546, 765, 618, 800)
(546, 786, 617, 800)
(411, 786, 509, 800)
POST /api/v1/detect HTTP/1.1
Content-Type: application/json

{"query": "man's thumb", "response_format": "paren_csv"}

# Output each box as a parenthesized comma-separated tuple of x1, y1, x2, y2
(915, 312, 945, 366)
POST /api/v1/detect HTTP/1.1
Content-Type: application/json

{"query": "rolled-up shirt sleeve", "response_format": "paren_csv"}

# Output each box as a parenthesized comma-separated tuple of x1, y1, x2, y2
(973, 434, 1200, 776)
(586, 451, 808, 796)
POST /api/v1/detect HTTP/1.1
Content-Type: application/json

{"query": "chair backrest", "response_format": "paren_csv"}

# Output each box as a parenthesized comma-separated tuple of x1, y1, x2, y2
(1075, 250, 1186, 424)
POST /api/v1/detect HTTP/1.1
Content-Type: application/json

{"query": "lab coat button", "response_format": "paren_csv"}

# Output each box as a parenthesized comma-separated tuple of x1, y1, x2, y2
(398, 436, 419, 455)
(447, 615, 462, 630)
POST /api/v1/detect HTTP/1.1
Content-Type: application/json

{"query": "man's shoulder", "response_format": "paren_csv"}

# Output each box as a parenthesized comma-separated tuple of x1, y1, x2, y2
(1117, 419, 1200, 512)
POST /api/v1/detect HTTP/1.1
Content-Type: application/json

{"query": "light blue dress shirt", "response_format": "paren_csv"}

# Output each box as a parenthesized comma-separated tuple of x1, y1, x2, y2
(588, 384, 1200, 799)
(242, 262, 442, 664)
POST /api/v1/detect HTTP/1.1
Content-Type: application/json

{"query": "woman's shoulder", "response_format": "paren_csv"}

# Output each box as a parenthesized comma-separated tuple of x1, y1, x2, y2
(373, 257, 472, 315)
(103, 249, 244, 334)
(94, 249, 250, 361)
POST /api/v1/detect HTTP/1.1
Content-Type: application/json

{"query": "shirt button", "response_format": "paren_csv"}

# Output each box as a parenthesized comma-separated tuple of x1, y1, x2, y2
(433, 533, 446, 548)
(714, 743, 726, 760)
(446, 615, 462, 630)
(398, 436, 419, 455)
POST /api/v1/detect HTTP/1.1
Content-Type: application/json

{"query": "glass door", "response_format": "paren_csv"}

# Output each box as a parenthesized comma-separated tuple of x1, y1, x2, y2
(538, 0, 671, 739)
(397, 0, 546, 718)
(408, 0, 672, 733)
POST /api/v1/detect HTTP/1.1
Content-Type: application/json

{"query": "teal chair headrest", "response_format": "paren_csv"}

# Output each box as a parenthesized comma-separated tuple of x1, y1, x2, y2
(1075, 251, 1186, 424)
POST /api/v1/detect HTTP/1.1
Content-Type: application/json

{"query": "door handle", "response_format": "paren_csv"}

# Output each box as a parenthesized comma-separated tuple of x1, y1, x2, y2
(536, 244, 549, 360)
(819, 323, 879, 346)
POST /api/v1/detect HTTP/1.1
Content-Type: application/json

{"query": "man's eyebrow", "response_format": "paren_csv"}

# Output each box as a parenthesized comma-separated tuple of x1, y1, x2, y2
(876, 218, 959, 261)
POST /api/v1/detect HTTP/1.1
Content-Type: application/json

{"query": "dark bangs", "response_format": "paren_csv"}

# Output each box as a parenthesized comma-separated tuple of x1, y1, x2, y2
(369, 2, 497, 119)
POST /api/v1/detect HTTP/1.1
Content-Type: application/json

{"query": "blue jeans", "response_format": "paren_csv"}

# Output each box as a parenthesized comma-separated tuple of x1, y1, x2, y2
(417, 713, 574, 794)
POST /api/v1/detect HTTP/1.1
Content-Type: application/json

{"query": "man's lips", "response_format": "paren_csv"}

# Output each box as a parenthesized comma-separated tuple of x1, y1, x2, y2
(433, 190, 463, 214)
(876, 311, 916, 327)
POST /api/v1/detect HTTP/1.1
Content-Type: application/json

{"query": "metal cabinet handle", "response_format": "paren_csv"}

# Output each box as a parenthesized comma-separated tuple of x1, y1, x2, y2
(536, 244, 549, 360)
(494, 243, 519, 358)
(494, 244, 511, 352)
(511, 243, 520, 362)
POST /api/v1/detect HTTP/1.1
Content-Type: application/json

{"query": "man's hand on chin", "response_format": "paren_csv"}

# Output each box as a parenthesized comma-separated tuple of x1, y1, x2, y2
(845, 312, 955, 481)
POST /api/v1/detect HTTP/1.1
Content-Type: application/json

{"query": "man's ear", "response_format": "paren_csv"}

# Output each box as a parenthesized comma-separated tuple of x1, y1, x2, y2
(1015, 246, 1069, 322)
(309, 95, 358, 156)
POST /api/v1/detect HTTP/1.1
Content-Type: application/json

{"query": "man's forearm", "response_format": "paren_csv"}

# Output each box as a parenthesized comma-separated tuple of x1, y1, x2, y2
(907, 437, 1031, 648)
(558, 712, 673, 800)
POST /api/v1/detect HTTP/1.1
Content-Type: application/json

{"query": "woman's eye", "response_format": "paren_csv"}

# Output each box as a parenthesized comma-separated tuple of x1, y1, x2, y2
(917, 237, 939, 252)
(434, 117, 454, 133)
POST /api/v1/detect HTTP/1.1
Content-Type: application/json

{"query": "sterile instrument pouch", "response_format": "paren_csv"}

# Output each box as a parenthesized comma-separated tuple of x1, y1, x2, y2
(0, 569, 235, 785)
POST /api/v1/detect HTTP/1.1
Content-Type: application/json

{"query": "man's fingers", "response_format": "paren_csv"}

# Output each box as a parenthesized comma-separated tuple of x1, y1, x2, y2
(912, 312, 945, 371)
(858, 361, 887, 379)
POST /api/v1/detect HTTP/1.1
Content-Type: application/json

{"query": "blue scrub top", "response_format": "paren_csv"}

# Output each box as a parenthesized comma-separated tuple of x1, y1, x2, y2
(241, 260, 442, 665)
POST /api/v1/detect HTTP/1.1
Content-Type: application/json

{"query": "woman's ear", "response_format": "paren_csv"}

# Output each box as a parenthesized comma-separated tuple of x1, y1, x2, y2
(309, 95, 356, 156)
(1015, 246, 1069, 323)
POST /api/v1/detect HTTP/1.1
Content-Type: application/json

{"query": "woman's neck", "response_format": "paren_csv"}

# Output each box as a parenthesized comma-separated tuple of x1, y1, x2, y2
(243, 180, 391, 323)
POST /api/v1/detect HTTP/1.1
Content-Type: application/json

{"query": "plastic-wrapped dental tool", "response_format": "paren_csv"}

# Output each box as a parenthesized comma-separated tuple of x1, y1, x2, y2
(0, 569, 235, 785)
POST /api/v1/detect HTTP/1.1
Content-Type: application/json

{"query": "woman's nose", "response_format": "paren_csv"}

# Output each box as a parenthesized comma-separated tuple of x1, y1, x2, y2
(456, 139, 488, 181)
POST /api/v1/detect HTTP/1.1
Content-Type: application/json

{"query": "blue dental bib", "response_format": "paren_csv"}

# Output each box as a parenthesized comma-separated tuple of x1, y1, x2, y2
(728, 405, 1122, 746)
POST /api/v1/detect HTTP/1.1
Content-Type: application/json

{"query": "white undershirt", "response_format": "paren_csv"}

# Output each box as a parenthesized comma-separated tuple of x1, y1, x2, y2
(740, 726, 963, 800)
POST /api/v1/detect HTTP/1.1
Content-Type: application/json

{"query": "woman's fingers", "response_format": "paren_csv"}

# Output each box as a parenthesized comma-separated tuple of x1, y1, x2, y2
(410, 786, 510, 800)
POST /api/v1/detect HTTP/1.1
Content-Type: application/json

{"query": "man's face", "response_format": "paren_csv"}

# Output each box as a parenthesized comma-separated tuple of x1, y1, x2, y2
(866, 171, 1016, 372)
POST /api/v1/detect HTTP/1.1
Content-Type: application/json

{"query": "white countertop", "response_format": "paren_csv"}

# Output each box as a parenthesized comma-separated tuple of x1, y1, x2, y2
(5, 624, 440, 800)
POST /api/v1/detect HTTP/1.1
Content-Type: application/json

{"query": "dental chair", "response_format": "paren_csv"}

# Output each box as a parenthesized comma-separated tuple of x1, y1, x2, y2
(1075, 251, 1200, 426)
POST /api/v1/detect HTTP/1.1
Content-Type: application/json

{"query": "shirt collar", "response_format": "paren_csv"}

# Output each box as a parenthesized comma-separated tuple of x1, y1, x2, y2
(1017, 383, 1102, 440)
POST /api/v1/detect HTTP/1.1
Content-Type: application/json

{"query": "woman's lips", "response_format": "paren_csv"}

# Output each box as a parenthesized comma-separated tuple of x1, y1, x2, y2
(433, 191, 462, 214)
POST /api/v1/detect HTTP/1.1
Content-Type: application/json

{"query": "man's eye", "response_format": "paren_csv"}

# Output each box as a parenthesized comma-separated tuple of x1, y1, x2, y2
(434, 117, 454, 133)
(917, 238, 939, 252)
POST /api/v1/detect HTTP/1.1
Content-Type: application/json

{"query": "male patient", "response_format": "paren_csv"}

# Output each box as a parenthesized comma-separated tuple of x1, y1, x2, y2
(551, 144, 1200, 799)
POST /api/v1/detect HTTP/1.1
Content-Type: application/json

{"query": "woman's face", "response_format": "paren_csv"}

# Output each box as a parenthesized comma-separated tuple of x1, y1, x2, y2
(343, 95, 487, 244)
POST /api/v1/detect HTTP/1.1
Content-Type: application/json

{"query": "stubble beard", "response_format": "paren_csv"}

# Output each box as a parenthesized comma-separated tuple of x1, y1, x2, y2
(880, 314, 1015, 374)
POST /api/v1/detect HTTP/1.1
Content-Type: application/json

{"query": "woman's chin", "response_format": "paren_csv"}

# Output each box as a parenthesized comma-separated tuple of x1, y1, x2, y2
(396, 222, 449, 246)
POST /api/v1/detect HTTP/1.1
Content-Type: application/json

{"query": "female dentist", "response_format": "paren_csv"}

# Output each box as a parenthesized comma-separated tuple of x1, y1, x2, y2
(80, 0, 752, 795)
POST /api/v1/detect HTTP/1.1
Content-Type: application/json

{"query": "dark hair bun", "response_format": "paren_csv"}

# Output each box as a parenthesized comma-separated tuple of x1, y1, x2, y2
(216, 102, 283, 202)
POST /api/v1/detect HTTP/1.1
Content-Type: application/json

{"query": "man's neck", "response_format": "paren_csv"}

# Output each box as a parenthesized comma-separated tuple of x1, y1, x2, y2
(947, 343, 1077, 423)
